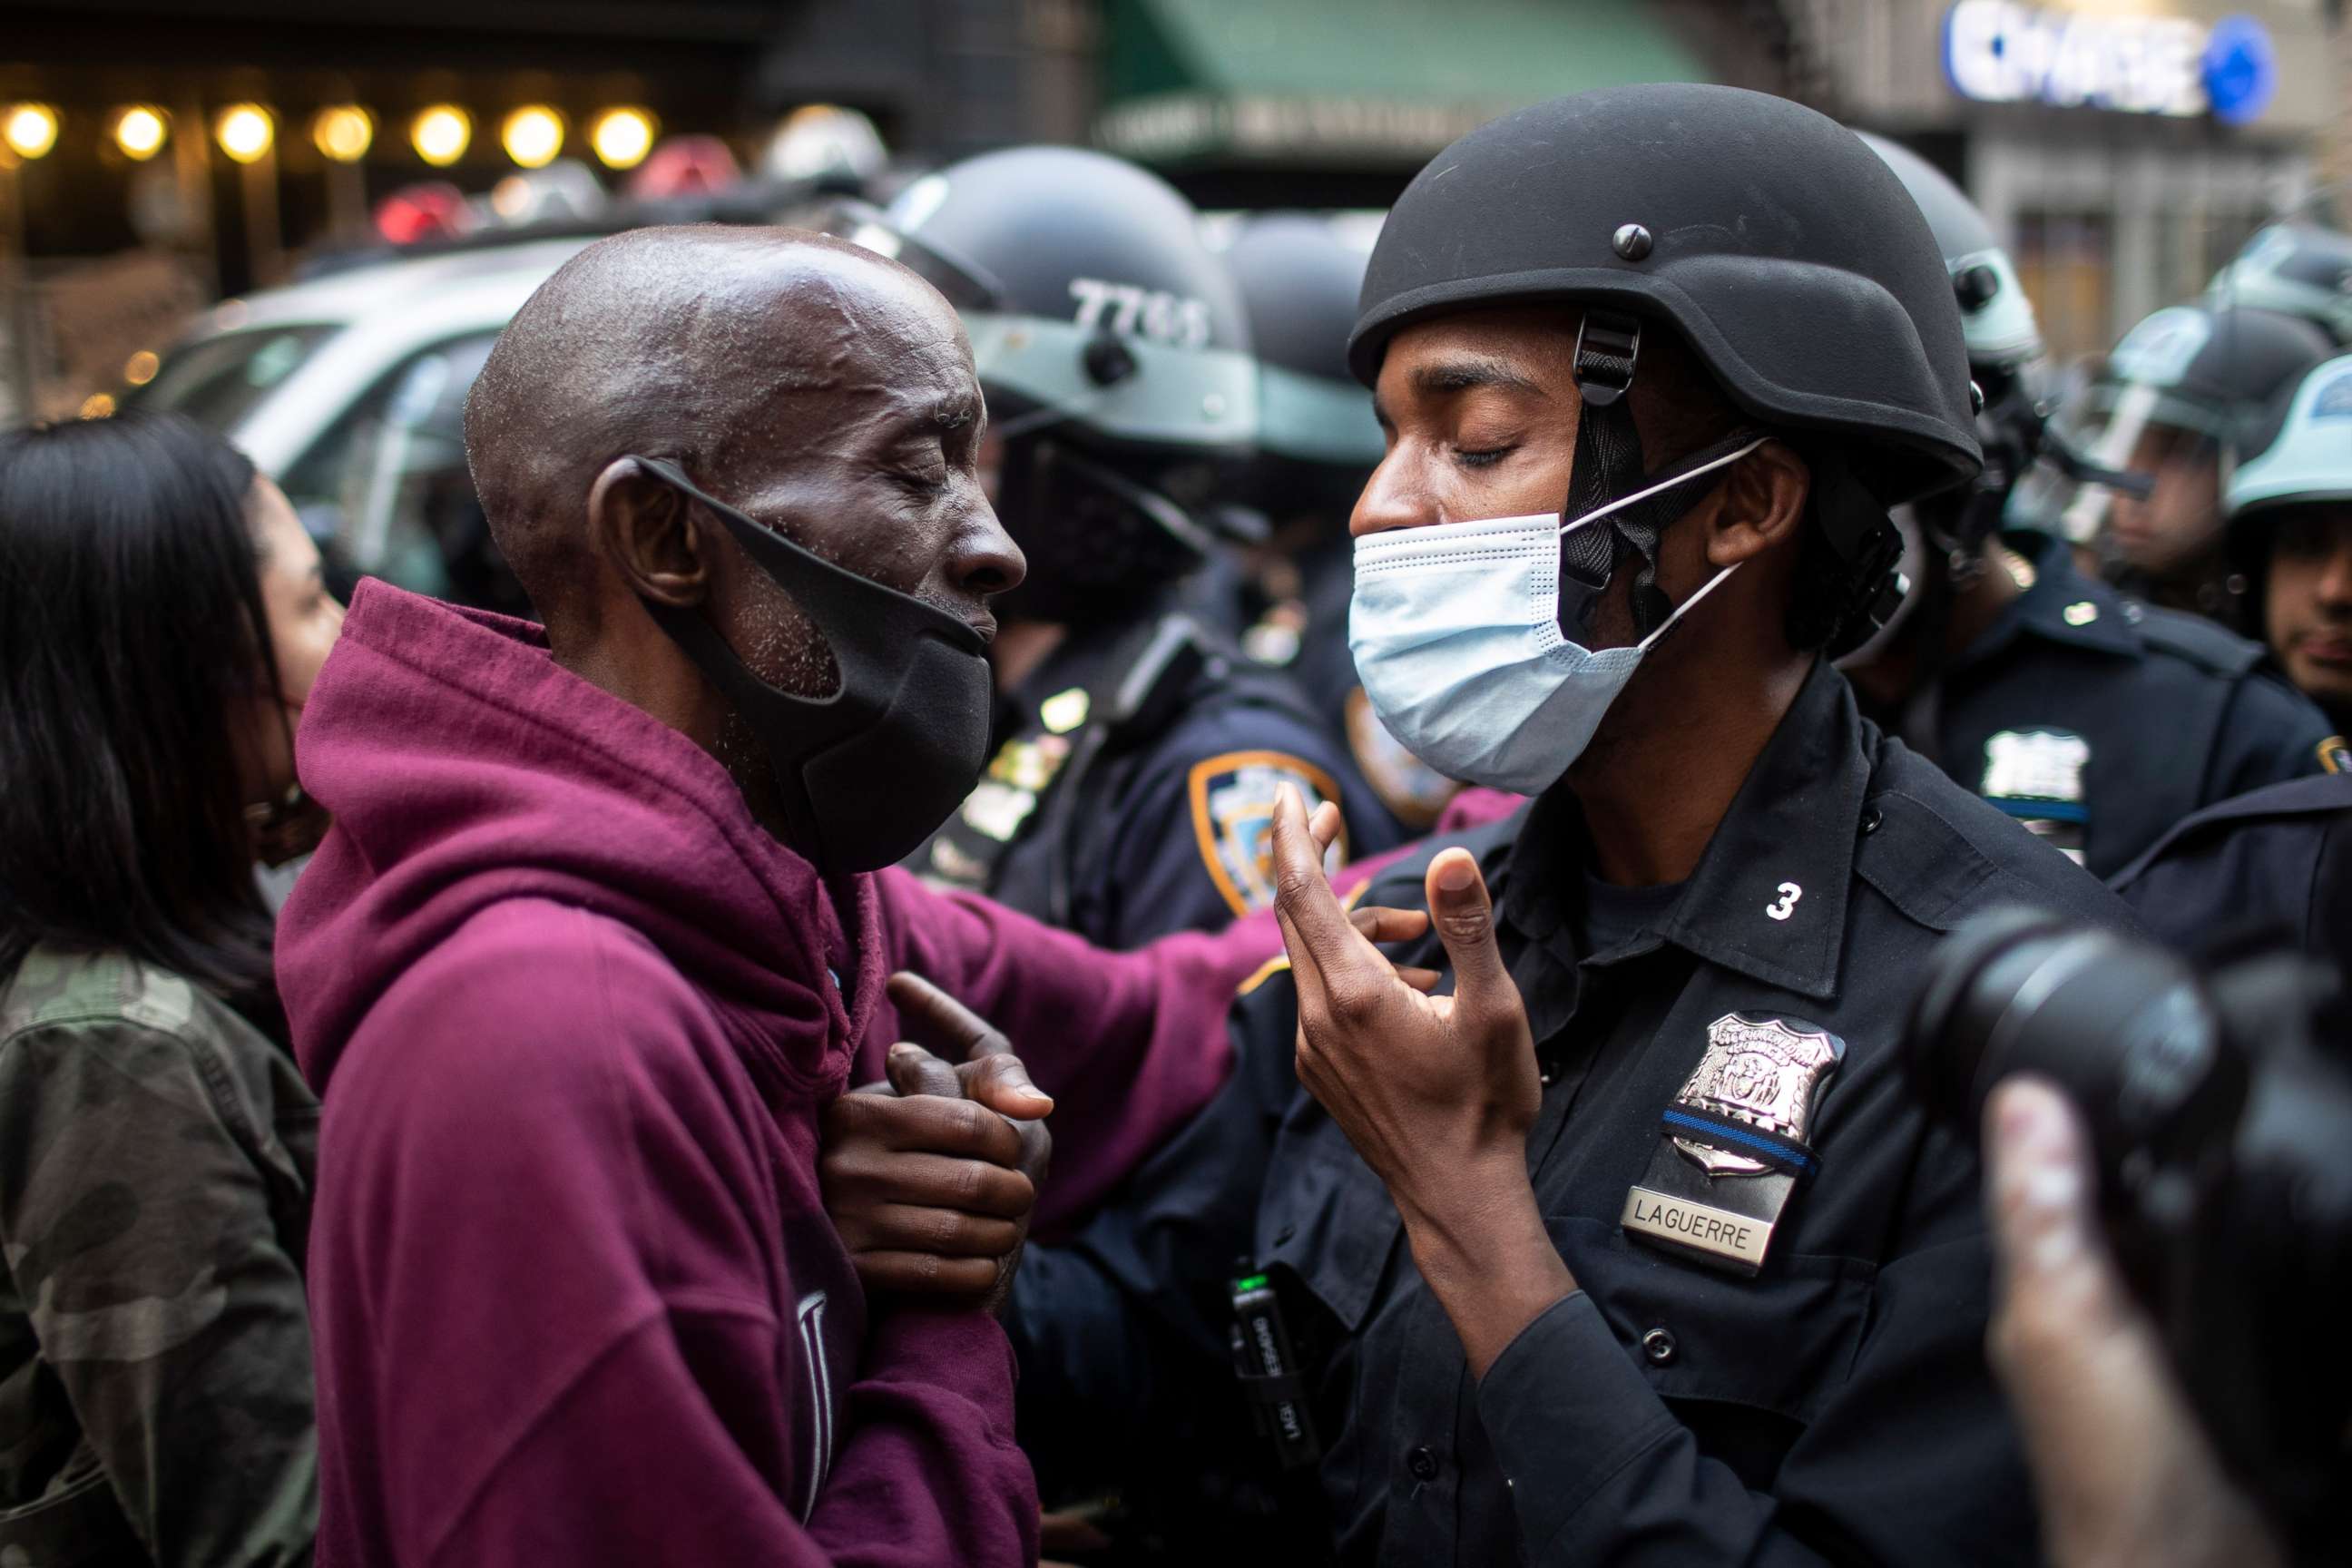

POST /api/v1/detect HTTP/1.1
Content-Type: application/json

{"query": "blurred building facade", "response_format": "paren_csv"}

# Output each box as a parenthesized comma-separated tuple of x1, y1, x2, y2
(1793, 0, 2342, 360)
(0, 0, 2341, 417)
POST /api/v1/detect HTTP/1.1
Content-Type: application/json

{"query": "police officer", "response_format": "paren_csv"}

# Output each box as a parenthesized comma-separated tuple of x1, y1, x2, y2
(1011, 84, 2129, 1564)
(2209, 220, 2352, 347)
(2008, 298, 2333, 620)
(2113, 772, 2352, 973)
(828, 150, 1397, 945)
(1221, 214, 1464, 837)
(2224, 352, 2352, 737)
(1840, 136, 2337, 876)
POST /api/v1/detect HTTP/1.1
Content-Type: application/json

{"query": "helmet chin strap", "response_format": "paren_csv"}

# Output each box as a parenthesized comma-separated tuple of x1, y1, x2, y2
(1558, 310, 1763, 638)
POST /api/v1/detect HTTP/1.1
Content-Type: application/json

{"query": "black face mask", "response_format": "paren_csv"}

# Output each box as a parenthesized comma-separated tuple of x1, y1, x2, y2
(628, 457, 993, 877)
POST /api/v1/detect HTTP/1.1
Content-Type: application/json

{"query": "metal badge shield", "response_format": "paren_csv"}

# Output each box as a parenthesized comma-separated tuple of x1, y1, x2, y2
(1622, 1013, 1847, 1275)
(1671, 1014, 1841, 1177)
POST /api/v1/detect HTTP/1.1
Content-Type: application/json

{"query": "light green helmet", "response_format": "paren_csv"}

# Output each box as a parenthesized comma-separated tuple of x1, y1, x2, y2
(2228, 353, 2352, 519)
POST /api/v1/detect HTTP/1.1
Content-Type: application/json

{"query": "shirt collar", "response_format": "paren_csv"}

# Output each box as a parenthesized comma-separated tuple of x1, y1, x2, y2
(1965, 531, 2141, 664)
(1498, 660, 1870, 1001)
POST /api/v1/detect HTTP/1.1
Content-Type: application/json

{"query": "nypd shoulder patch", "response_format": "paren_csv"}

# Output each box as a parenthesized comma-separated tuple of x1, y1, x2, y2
(2319, 736, 2349, 776)
(1187, 750, 1346, 917)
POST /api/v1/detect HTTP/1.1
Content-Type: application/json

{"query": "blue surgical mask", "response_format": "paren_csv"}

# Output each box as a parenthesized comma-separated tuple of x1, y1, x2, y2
(1348, 436, 1766, 795)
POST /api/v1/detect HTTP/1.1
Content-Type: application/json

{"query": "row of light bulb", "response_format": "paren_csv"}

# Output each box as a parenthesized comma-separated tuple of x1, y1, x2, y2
(0, 102, 660, 171)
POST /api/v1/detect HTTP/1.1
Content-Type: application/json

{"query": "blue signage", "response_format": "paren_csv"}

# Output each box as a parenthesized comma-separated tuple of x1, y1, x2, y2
(1943, 2, 2276, 124)
(2201, 15, 2278, 126)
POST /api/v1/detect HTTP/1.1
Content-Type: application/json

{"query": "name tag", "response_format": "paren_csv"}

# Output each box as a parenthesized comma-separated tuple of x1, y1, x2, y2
(1620, 1186, 1772, 1269)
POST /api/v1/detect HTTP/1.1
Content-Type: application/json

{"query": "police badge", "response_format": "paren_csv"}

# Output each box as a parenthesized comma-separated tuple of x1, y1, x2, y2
(1621, 1014, 1846, 1275)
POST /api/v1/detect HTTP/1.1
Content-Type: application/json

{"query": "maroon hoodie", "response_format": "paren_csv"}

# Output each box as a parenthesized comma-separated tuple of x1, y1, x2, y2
(279, 583, 1246, 1567)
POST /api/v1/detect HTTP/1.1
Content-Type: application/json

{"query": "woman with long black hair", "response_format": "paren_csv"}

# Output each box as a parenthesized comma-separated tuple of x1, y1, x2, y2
(0, 411, 338, 1564)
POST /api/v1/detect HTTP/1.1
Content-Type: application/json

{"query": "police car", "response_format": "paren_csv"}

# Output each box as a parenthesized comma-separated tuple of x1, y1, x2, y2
(125, 237, 593, 611)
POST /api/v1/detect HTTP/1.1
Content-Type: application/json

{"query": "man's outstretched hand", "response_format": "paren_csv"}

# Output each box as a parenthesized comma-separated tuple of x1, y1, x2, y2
(819, 972, 1053, 1317)
(1267, 783, 1568, 1376)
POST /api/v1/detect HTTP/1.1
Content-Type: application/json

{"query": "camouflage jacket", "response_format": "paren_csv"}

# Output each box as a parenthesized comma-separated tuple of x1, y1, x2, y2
(0, 946, 317, 1566)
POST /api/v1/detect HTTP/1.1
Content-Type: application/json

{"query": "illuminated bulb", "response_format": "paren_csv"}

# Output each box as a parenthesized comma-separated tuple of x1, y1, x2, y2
(122, 349, 159, 386)
(312, 105, 373, 163)
(411, 105, 470, 167)
(80, 392, 115, 419)
(113, 105, 168, 161)
(3, 103, 59, 161)
(589, 106, 654, 170)
(500, 105, 564, 169)
(215, 103, 274, 164)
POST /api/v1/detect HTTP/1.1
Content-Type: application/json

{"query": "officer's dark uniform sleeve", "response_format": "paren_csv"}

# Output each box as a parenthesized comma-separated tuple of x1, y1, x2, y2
(2202, 667, 2336, 803)
(1102, 705, 1397, 947)
(1006, 965, 1306, 1464)
(1474, 1122, 2016, 1565)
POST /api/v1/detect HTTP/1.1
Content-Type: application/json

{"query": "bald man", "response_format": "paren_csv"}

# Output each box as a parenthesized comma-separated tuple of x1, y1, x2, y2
(274, 227, 1250, 1566)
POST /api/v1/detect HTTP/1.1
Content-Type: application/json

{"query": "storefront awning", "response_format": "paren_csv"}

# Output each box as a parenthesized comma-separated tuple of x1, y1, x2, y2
(1097, 0, 1710, 167)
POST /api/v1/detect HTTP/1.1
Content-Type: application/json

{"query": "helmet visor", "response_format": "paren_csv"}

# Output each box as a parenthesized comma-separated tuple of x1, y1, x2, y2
(2019, 378, 2227, 569)
(808, 195, 1259, 455)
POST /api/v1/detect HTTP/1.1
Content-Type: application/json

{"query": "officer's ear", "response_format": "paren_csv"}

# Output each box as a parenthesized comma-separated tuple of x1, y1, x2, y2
(1702, 442, 1811, 569)
(588, 458, 712, 608)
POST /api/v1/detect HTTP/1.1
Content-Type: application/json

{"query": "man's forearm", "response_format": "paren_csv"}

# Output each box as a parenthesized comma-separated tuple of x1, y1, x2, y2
(1396, 1165, 1573, 1378)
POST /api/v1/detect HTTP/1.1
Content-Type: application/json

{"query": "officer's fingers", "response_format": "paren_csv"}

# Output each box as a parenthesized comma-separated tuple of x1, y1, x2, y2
(851, 1250, 1002, 1298)
(956, 1052, 1054, 1121)
(887, 969, 1014, 1060)
(1424, 849, 1513, 1017)
(1393, 965, 1444, 994)
(1348, 906, 1431, 945)
(1269, 783, 1357, 953)
(886, 1042, 965, 1100)
(1307, 799, 1343, 858)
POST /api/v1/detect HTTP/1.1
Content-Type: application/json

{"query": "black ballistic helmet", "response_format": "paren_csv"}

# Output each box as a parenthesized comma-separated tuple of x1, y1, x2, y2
(1857, 131, 2054, 570)
(1351, 84, 1981, 505)
(823, 146, 1258, 624)
(1224, 213, 1385, 521)
(1352, 84, 1980, 654)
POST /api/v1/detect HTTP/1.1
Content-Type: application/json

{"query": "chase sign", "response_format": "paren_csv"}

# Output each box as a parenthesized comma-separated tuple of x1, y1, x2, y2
(1943, 2, 2277, 124)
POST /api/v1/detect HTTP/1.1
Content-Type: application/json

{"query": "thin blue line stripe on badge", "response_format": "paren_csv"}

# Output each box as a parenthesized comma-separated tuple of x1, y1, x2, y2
(1660, 1107, 1818, 1177)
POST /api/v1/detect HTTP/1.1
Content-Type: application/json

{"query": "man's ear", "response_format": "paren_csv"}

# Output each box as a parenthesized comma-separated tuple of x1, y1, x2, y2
(1703, 441, 1811, 568)
(587, 458, 710, 607)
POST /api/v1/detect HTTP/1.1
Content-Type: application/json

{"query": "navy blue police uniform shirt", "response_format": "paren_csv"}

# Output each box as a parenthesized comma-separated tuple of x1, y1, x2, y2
(2113, 771, 2352, 977)
(1008, 660, 2135, 1567)
(1929, 531, 2337, 877)
(910, 607, 1400, 948)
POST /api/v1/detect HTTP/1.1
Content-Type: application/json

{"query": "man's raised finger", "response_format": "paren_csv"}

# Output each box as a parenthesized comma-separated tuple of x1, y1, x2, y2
(887, 970, 1014, 1060)
(956, 1052, 1054, 1121)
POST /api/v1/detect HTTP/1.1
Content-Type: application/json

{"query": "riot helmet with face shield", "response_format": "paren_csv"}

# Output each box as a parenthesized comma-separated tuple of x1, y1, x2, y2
(815, 147, 1258, 627)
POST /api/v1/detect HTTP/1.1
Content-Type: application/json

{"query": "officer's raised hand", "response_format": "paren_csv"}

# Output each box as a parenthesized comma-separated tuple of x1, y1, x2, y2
(1269, 783, 1573, 1375)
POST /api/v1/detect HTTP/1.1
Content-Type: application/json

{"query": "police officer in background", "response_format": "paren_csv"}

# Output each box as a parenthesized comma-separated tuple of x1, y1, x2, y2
(2112, 356, 2352, 973)
(2208, 220, 2352, 348)
(2009, 298, 2333, 621)
(2225, 352, 2352, 738)
(1840, 136, 2337, 876)
(1221, 213, 1465, 836)
(826, 150, 1396, 945)
(1011, 84, 2127, 1565)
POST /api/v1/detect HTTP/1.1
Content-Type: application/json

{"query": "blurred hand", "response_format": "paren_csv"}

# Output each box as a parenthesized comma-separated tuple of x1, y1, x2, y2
(1984, 1077, 2283, 1568)
(818, 973, 1052, 1316)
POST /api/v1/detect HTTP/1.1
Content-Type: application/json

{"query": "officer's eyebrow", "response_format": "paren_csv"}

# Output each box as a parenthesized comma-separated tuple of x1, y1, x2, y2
(1412, 356, 1549, 400)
